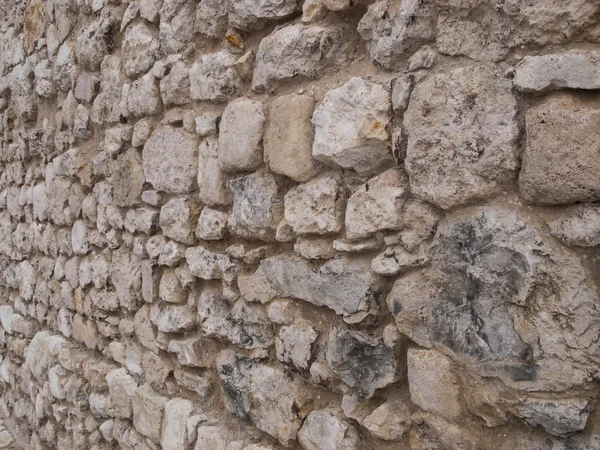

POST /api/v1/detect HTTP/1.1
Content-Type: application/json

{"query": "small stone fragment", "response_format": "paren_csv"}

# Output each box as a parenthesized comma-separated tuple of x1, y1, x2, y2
(548, 204, 600, 247)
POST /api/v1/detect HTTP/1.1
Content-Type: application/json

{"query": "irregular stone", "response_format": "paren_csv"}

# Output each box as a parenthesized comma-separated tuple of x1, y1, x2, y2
(387, 207, 600, 392)
(262, 255, 384, 322)
(190, 51, 242, 102)
(357, 0, 436, 70)
(132, 384, 168, 444)
(346, 169, 407, 240)
(91, 56, 123, 124)
(333, 236, 383, 253)
(110, 247, 142, 310)
(143, 126, 198, 194)
(53, 43, 77, 92)
(404, 65, 519, 209)
(159, 0, 196, 54)
(326, 327, 397, 397)
(218, 98, 266, 173)
(228, 0, 299, 31)
(196, 0, 228, 38)
(198, 137, 233, 206)
(519, 94, 600, 205)
(186, 246, 237, 281)
(252, 24, 352, 90)
(371, 244, 429, 276)
(216, 352, 311, 446)
(162, 398, 193, 450)
(294, 236, 336, 260)
(122, 72, 163, 118)
(514, 397, 592, 437)
(363, 399, 410, 441)
(34, 60, 57, 98)
(513, 51, 600, 93)
(122, 22, 159, 77)
(548, 204, 600, 247)
(159, 197, 199, 245)
(228, 171, 283, 241)
(264, 93, 320, 182)
(391, 74, 413, 115)
(155, 304, 196, 333)
(408, 349, 461, 420)
(76, 12, 116, 70)
(134, 305, 158, 353)
(160, 61, 190, 106)
(312, 78, 392, 176)
(106, 368, 138, 419)
(159, 269, 186, 304)
(168, 334, 216, 367)
(399, 199, 441, 251)
(238, 266, 278, 304)
(196, 207, 228, 241)
(276, 320, 318, 371)
(284, 173, 346, 235)
(298, 410, 363, 450)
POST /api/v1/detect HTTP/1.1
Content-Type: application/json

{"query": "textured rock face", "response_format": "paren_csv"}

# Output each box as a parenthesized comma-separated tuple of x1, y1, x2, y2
(3, 0, 600, 449)
(404, 65, 519, 209)
(519, 94, 600, 205)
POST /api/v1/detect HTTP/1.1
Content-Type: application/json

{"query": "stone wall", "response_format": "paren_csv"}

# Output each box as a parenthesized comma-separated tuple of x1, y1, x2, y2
(1, 0, 600, 448)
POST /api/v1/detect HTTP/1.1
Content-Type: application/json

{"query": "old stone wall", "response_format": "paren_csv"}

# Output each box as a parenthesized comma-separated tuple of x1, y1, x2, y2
(1, 0, 600, 448)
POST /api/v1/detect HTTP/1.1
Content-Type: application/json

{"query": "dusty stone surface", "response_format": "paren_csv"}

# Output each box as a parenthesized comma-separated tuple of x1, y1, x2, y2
(1, 1, 600, 449)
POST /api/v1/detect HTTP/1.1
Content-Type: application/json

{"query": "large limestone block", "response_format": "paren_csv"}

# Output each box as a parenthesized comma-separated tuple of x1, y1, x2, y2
(264, 94, 320, 182)
(404, 65, 519, 209)
(161, 398, 193, 450)
(106, 368, 138, 419)
(519, 94, 600, 205)
(312, 77, 392, 176)
(132, 383, 168, 444)
(386, 207, 600, 393)
(190, 50, 241, 102)
(143, 126, 198, 194)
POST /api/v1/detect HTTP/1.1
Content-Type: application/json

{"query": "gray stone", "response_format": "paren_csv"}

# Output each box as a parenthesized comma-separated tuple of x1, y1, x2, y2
(162, 398, 193, 450)
(122, 72, 163, 118)
(284, 173, 346, 235)
(122, 22, 159, 77)
(326, 327, 397, 398)
(261, 255, 384, 322)
(218, 98, 266, 173)
(160, 61, 190, 106)
(264, 93, 320, 182)
(387, 207, 600, 392)
(198, 137, 233, 206)
(159, 197, 199, 245)
(190, 51, 241, 102)
(196, 0, 228, 38)
(357, 0, 436, 70)
(143, 126, 198, 194)
(228, 171, 283, 241)
(252, 24, 352, 90)
(106, 368, 138, 419)
(548, 204, 600, 247)
(312, 77, 392, 176)
(216, 352, 311, 446)
(76, 12, 116, 71)
(404, 65, 519, 209)
(363, 399, 410, 441)
(276, 320, 318, 371)
(298, 410, 363, 450)
(155, 304, 196, 333)
(519, 94, 600, 205)
(196, 207, 228, 241)
(132, 384, 168, 444)
(228, 0, 299, 31)
(294, 236, 336, 260)
(185, 246, 237, 281)
(91, 56, 123, 124)
(514, 398, 592, 437)
(514, 50, 600, 93)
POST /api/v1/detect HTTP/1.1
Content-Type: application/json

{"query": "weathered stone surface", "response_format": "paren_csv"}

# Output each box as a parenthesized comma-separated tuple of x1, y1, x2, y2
(216, 352, 311, 446)
(294, 236, 336, 260)
(346, 169, 408, 240)
(284, 173, 346, 235)
(92, 56, 123, 124)
(264, 93, 320, 182)
(76, 13, 116, 70)
(186, 246, 237, 281)
(198, 137, 233, 206)
(143, 126, 198, 194)
(312, 78, 392, 176)
(519, 94, 600, 205)
(106, 368, 138, 419)
(357, 0, 436, 70)
(252, 24, 352, 90)
(228, 171, 283, 241)
(159, 197, 199, 245)
(513, 51, 600, 93)
(122, 72, 163, 118)
(262, 255, 383, 322)
(218, 98, 266, 173)
(514, 398, 592, 437)
(228, 0, 299, 31)
(298, 410, 363, 450)
(155, 304, 196, 333)
(404, 65, 519, 209)
(276, 319, 318, 371)
(162, 398, 193, 450)
(387, 207, 600, 392)
(363, 399, 410, 441)
(196, 0, 228, 38)
(326, 327, 397, 397)
(190, 51, 242, 102)
(408, 349, 461, 419)
(371, 244, 429, 276)
(132, 383, 168, 444)
(548, 204, 600, 247)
